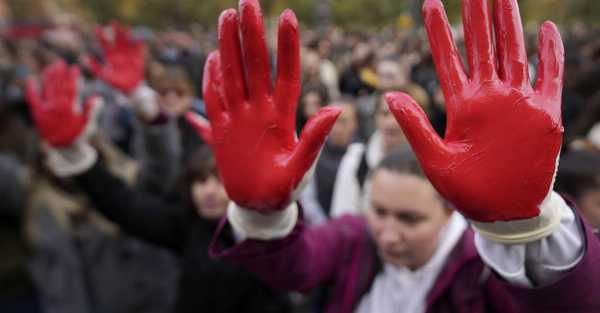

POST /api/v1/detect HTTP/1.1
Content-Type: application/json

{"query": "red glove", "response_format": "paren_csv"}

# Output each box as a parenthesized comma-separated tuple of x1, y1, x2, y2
(26, 60, 101, 147)
(203, 0, 340, 213)
(386, 0, 564, 224)
(86, 21, 145, 94)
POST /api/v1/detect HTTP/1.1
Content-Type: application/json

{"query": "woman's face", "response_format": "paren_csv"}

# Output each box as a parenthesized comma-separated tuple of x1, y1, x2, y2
(366, 169, 451, 270)
(375, 96, 405, 151)
(191, 175, 230, 220)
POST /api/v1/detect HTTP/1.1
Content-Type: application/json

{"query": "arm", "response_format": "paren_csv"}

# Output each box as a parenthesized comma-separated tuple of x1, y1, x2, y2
(25, 60, 186, 253)
(388, 0, 582, 288)
(132, 114, 182, 196)
(75, 160, 186, 252)
(212, 205, 366, 291)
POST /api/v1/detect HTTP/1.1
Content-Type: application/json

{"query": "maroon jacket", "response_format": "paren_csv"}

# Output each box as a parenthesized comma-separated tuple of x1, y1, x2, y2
(211, 207, 600, 313)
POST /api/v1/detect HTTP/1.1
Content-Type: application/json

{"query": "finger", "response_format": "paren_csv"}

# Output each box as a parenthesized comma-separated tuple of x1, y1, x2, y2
(185, 111, 214, 145)
(493, 0, 529, 87)
(202, 51, 229, 126)
(534, 21, 564, 121)
(273, 9, 301, 121)
(422, 0, 467, 100)
(67, 65, 81, 108)
(386, 92, 449, 164)
(218, 9, 247, 109)
(462, 0, 496, 81)
(289, 106, 342, 179)
(113, 21, 131, 47)
(95, 25, 111, 51)
(239, 0, 272, 102)
(43, 60, 67, 102)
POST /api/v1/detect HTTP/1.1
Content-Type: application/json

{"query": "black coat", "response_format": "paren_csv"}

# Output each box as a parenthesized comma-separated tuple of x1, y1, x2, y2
(75, 161, 291, 313)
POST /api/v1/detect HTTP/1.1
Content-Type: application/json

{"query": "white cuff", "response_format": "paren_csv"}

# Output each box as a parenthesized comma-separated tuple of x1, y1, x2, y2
(471, 191, 563, 244)
(45, 142, 97, 177)
(227, 202, 299, 241)
(475, 193, 584, 287)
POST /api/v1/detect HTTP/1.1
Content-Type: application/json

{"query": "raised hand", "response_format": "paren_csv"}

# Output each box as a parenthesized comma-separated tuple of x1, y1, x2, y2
(203, 0, 341, 213)
(386, 0, 564, 226)
(86, 21, 145, 94)
(26, 60, 101, 147)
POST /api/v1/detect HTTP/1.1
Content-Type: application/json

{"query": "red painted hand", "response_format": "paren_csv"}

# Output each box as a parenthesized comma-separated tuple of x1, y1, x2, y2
(26, 60, 101, 147)
(386, 0, 564, 222)
(203, 0, 340, 212)
(86, 21, 145, 94)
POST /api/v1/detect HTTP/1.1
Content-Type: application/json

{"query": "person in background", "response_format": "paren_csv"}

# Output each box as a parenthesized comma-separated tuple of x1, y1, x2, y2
(330, 92, 408, 217)
(25, 39, 293, 313)
(300, 98, 358, 224)
(296, 83, 330, 135)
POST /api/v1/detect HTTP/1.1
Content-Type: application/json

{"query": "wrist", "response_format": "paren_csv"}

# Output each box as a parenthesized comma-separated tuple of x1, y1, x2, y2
(471, 191, 564, 244)
(44, 142, 98, 177)
(227, 201, 298, 240)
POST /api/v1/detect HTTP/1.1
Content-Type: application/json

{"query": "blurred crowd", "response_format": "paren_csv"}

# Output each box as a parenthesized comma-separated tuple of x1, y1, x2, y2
(1, 6, 600, 313)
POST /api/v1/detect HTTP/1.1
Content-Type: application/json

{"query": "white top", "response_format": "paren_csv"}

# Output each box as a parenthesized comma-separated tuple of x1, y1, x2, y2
(330, 131, 384, 217)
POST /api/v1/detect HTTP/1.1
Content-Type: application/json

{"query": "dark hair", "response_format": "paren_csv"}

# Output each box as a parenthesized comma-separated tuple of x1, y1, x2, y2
(181, 145, 218, 186)
(555, 151, 600, 200)
(374, 147, 423, 177)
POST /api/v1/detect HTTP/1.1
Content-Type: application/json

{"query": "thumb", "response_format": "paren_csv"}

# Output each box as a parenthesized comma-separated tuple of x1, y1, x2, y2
(185, 111, 214, 145)
(289, 106, 341, 179)
(386, 92, 449, 164)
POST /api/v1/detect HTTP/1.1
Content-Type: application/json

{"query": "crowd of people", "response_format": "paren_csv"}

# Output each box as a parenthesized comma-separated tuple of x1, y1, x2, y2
(1, 0, 600, 313)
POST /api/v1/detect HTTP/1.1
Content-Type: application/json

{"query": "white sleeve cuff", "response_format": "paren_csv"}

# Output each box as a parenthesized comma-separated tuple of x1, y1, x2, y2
(45, 142, 98, 177)
(227, 202, 299, 241)
(474, 192, 585, 287)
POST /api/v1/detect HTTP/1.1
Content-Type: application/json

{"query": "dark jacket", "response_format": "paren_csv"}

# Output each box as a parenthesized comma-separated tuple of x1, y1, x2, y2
(211, 205, 600, 313)
(75, 161, 291, 313)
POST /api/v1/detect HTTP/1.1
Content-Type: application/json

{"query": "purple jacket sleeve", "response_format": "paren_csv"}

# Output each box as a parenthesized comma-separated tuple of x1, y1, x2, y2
(485, 209, 600, 311)
(210, 213, 369, 292)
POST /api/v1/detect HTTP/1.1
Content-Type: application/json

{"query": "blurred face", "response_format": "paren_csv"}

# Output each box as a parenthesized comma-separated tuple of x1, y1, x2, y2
(377, 60, 406, 90)
(302, 92, 323, 118)
(329, 103, 357, 147)
(366, 170, 451, 270)
(191, 176, 230, 220)
(375, 96, 405, 152)
(157, 86, 193, 117)
(580, 189, 600, 228)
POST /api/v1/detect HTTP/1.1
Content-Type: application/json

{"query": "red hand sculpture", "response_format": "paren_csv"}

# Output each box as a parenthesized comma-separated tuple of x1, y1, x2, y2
(86, 21, 145, 94)
(26, 60, 100, 147)
(386, 0, 564, 222)
(203, 0, 341, 213)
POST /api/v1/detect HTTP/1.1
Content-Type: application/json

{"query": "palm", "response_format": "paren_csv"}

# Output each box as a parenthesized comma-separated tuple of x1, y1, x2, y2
(92, 22, 144, 93)
(204, 1, 340, 212)
(386, 0, 564, 222)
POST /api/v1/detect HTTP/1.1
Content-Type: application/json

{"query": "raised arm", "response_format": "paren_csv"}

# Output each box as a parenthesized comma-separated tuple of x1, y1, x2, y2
(26, 60, 186, 252)
(191, 0, 351, 290)
(385, 0, 589, 288)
